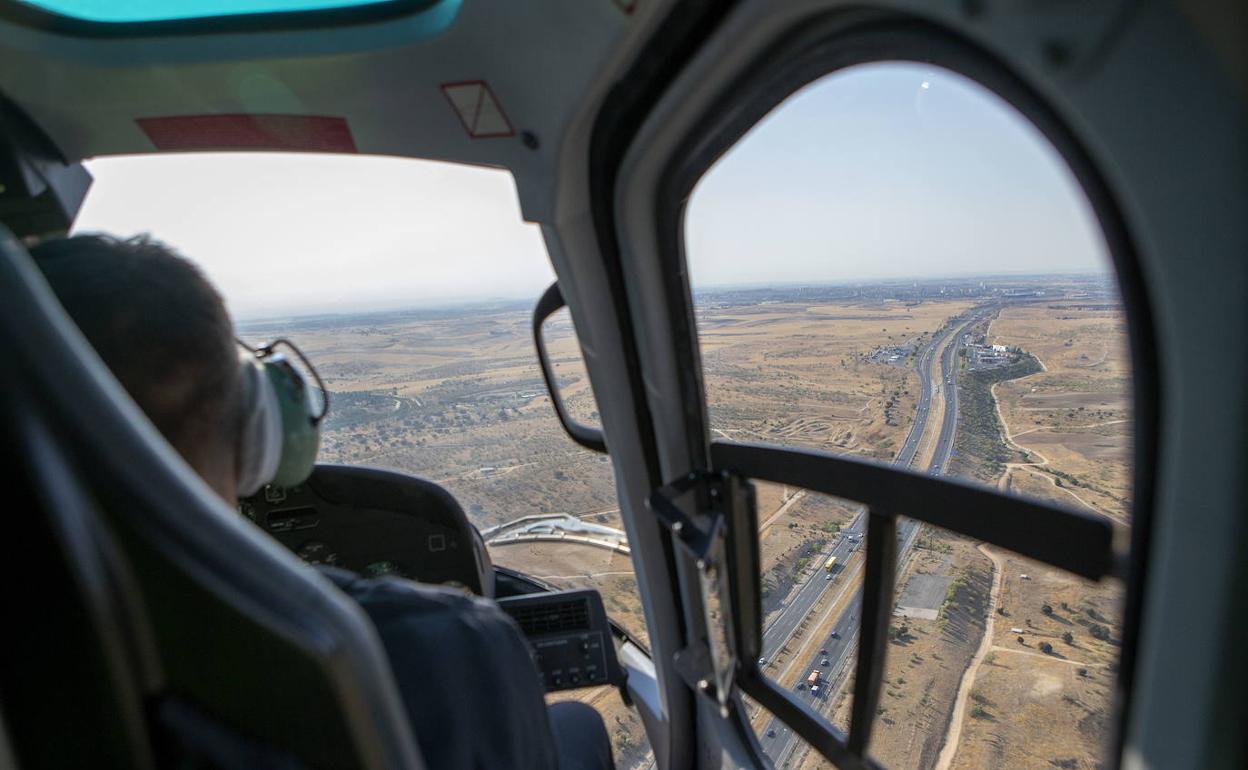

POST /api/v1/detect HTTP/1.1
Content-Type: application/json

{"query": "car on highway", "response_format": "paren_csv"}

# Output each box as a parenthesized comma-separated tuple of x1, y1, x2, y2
(821, 658, 830, 666)
(820, 648, 828, 655)
(767, 728, 776, 738)
(830, 632, 840, 640)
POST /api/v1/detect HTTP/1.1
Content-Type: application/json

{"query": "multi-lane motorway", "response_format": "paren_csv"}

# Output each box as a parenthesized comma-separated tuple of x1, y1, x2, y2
(757, 308, 989, 765)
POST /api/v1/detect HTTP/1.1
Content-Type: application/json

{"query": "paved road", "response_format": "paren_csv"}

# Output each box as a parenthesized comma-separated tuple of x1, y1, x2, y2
(756, 319, 949, 665)
(758, 309, 990, 766)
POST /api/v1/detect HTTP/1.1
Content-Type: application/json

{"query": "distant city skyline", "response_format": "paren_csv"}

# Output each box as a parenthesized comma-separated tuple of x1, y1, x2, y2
(73, 62, 1112, 320)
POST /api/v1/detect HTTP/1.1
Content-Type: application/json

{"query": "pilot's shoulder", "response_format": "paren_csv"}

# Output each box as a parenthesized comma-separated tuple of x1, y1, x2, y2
(317, 565, 522, 640)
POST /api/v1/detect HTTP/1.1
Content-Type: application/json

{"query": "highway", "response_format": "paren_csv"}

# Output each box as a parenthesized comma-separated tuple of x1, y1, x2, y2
(757, 308, 989, 766)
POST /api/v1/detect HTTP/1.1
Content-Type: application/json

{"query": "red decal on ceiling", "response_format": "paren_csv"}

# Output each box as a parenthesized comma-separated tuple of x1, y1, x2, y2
(137, 114, 357, 153)
(440, 81, 515, 139)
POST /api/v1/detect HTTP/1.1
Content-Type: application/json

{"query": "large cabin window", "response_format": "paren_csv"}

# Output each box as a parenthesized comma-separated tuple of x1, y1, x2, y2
(684, 62, 1132, 769)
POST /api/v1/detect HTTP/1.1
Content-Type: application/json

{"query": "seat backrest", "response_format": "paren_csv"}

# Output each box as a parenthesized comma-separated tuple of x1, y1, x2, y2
(0, 225, 424, 770)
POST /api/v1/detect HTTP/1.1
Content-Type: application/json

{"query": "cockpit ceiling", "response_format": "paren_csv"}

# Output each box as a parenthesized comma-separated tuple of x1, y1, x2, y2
(0, 0, 639, 182)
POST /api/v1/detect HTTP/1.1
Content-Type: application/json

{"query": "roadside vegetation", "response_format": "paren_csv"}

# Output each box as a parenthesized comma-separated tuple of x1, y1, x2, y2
(949, 350, 1042, 483)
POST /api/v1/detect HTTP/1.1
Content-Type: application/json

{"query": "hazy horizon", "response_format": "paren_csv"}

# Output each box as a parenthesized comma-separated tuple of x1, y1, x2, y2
(225, 272, 1107, 326)
(73, 62, 1110, 321)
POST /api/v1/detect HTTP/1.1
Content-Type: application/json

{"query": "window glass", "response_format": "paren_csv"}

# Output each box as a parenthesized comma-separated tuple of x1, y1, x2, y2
(73, 152, 650, 767)
(750, 489, 864, 751)
(685, 62, 1130, 769)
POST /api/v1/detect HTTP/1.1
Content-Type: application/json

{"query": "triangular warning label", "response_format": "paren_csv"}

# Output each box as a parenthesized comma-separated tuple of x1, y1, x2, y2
(440, 81, 514, 138)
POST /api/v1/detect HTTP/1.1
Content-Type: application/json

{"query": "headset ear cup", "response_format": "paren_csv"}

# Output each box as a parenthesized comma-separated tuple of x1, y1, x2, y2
(264, 359, 320, 487)
(236, 356, 283, 497)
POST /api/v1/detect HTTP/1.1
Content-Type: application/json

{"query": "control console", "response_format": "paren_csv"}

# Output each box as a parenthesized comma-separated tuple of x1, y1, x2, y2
(498, 589, 624, 693)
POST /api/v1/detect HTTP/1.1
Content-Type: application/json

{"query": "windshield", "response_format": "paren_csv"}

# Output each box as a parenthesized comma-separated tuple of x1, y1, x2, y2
(73, 152, 653, 769)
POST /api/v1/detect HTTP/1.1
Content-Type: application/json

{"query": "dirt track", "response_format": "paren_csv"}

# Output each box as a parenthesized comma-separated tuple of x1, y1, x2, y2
(933, 544, 1004, 770)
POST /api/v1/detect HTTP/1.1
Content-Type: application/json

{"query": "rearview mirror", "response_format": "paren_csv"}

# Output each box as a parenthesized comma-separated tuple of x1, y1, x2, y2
(533, 282, 606, 453)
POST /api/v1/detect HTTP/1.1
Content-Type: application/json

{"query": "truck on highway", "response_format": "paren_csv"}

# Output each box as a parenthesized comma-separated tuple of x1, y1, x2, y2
(806, 670, 820, 689)
(824, 556, 837, 572)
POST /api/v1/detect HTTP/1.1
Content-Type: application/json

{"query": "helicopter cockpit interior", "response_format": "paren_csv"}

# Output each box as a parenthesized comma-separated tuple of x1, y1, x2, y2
(1, 1, 1244, 770)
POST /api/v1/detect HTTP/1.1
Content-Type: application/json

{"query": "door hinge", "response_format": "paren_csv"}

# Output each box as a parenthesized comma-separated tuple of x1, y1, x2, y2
(648, 469, 756, 716)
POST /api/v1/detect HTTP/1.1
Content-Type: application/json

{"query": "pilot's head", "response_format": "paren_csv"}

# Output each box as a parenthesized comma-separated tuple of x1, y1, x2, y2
(32, 234, 245, 501)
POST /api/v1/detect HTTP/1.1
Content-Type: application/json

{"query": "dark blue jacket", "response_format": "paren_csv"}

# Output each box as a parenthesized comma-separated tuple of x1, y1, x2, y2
(320, 567, 559, 769)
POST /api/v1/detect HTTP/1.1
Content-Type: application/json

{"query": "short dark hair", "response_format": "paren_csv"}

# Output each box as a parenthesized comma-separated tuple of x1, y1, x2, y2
(31, 234, 239, 459)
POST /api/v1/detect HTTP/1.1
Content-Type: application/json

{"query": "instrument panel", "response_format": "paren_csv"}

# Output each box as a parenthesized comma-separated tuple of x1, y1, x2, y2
(240, 465, 493, 596)
(498, 589, 625, 693)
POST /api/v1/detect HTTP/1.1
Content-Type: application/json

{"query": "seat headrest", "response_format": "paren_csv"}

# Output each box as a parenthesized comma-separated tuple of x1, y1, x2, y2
(0, 225, 424, 770)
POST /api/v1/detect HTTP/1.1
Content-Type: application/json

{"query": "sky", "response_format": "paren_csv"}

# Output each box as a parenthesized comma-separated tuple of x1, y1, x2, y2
(685, 62, 1109, 286)
(75, 153, 555, 319)
(74, 61, 1110, 321)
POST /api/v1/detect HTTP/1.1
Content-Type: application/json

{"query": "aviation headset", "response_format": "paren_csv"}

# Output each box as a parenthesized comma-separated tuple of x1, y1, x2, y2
(236, 338, 328, 497)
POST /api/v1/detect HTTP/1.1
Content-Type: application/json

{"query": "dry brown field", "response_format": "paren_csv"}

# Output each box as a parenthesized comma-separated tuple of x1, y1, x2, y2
(988, 301, 1132, 524)
(942, 474, 1124, 770)
(247, 284, 1126, 770)
(938, 300, 1130, 770)
(701, 299, 974, 461)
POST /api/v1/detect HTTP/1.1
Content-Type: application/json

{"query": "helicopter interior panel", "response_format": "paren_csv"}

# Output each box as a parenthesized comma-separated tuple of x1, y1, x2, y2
(240, 464, 495, 597)
(241, 464, 626, 694)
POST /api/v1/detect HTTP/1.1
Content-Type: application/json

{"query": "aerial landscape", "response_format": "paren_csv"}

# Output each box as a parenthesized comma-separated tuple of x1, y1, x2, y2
(242, 273, 1131, 770)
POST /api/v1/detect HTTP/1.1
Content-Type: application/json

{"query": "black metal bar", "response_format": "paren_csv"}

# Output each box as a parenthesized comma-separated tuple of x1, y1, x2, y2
(738, 668, 878, 770)
(725, 473, 763, 664)
(710, 440, 1115, 580)
(848, 511, 897, 754)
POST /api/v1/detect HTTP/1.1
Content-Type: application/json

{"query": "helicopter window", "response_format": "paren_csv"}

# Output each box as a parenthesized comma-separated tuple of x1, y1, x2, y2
(72, 151, 652, 767)
(684, 62, 1133, 769)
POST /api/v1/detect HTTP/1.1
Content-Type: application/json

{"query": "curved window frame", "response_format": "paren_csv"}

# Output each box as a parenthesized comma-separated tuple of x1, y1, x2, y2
(653, 15, 1160, 770)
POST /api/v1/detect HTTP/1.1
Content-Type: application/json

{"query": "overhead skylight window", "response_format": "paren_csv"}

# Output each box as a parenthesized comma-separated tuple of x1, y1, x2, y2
(11, 0, 417, 24)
